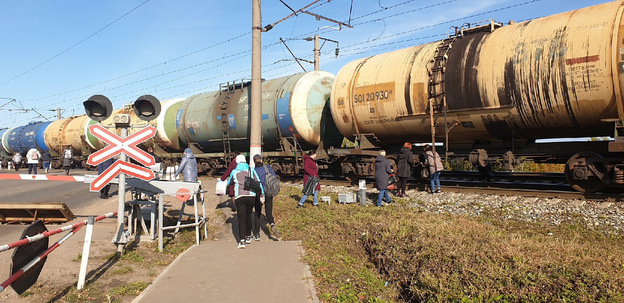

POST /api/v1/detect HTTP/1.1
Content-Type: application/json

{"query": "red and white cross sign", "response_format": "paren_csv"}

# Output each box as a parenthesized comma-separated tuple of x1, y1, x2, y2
(90, 160, 155, 192)
(87, 124, 157, 166)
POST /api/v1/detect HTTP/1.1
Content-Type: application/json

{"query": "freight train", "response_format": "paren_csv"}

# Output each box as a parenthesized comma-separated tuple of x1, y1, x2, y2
(1, 0, 623, 193)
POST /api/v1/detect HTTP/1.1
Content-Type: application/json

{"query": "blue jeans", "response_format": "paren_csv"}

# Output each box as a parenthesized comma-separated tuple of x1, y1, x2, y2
(299, 190, 319, 206)
(377, 189, 391, 206)
(430, 171, 441, 192)
(43, 162, 50, 170)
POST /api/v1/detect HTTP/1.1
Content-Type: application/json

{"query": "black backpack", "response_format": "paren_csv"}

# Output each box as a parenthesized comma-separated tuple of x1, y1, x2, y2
(263, 165, 280, 197)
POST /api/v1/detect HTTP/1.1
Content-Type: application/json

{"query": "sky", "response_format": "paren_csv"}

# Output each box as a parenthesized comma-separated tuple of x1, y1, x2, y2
(0, 0, 613, 128)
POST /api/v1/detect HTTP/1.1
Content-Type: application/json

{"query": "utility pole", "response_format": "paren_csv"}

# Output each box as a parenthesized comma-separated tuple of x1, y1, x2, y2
(250, 0, 263, 158)
(314, 34, 319, 71)
(252, 0, 350, 157)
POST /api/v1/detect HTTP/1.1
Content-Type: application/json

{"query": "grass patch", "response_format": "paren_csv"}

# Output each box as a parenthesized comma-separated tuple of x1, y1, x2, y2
(108, 281, 149, 296)
(274, 186, 624, 302)
(111, 265, 134, 275)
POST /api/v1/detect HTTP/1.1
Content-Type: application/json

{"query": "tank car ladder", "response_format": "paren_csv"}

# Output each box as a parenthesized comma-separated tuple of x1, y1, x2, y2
(427, 30, 457, 153)
(218, 80, 245, 161)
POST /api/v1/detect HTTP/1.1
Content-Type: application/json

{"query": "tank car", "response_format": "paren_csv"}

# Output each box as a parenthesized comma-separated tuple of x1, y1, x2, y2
(2, 122, 51, 156)
(329, 0, 624, 192)
(44, 115, 102, 168)
(175, 71, 342, 175)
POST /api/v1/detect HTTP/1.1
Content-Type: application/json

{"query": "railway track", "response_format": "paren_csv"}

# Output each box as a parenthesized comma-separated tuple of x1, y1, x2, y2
(302, 171, 624, 202)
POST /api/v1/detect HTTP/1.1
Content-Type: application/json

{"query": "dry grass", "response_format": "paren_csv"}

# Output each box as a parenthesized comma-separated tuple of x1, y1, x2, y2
(274, 186, 624, 302)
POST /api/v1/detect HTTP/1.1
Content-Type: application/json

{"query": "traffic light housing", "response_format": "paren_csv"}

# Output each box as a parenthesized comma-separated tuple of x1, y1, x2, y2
(133, 95, 161, 122)
(83, 95, 113, 122)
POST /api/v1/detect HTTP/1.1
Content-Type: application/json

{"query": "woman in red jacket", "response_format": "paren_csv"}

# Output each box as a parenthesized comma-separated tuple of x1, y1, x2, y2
(297, 150, 320, 208)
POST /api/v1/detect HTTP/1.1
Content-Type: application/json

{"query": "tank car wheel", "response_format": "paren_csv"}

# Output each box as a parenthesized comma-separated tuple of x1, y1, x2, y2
(564, 151, 607, 193)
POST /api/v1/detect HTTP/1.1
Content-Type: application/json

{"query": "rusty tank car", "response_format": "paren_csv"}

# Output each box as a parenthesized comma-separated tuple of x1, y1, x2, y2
(329, 0, 624, 192)
(175, 71, 342, 175)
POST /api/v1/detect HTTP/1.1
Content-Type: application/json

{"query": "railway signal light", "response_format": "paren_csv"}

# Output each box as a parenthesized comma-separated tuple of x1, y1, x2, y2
(133, 95, 161, 122)
(83, 95, 113, 122)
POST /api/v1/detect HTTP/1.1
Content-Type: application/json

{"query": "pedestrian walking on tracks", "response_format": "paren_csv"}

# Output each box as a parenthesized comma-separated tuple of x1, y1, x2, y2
(26, 148, 41, 175)
(12, 152, 22, 171)
(396, 142, 414, 197)
(298, 150, 320, 208)
(62, 147, 73, 175)
(174, 148, 198, 182)
(42, 151, 51, 173)
(424, 144, 444, 193)
(374, 150, 394, 207)
(229, 154, 264, 248)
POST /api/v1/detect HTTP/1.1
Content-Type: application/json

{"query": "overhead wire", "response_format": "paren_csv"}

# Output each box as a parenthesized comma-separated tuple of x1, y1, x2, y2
(0, 0, 152, 88)
(7, 0, 546, 124)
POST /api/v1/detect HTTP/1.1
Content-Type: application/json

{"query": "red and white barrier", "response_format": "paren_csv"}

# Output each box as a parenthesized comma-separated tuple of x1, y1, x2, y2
(0, 174, 84, 182)
(0, 212, 116, 253)
(0, 226, 82, 293)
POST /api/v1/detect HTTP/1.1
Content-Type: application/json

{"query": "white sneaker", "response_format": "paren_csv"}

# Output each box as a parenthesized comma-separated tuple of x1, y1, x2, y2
(245, 236, 252, 244)
(237, 240, 246, 249)
(253, 235, 260, 241)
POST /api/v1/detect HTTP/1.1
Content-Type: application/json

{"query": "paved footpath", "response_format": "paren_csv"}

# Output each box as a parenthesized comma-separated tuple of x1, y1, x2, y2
(133, 240, 318, 302)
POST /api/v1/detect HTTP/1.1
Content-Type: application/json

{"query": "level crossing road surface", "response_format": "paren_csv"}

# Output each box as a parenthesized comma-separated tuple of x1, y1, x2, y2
(0, 170, 319, 302)
(0, 168, 117, 245)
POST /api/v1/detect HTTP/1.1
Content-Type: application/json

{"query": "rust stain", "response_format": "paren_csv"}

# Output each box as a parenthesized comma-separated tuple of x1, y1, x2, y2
(565, 55, 599, 65)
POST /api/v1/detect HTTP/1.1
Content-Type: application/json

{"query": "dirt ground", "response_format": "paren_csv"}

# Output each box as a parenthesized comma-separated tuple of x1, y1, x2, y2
(0, 176, 228, 303)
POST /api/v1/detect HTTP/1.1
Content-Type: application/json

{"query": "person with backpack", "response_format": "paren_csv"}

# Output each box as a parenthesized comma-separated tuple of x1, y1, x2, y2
(252, 154, 281, 240)
(62, 147, 73, 175)
(229, 154, 264, 249)
(12, 152, 22, 171)
(26, 148, 41, 175)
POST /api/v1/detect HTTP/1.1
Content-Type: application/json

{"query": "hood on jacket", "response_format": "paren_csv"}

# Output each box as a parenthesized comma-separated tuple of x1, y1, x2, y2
(184, 148, 195, 159)
(375, 155, 386, 162)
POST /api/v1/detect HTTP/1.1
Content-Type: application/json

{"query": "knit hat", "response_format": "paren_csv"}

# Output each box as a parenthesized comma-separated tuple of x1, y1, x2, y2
(235, 154, 246, 163)
(253, 154, 262, 161)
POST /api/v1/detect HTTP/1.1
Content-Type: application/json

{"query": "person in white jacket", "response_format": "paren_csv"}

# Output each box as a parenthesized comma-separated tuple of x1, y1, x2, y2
(26, 148, 41, 175)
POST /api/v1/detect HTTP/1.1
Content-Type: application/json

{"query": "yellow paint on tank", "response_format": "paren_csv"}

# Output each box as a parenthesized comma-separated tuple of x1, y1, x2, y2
(331, 0, 624, 144)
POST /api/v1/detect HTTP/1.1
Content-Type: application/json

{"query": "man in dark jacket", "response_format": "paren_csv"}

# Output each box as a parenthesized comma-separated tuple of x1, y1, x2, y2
(396, 142, 414, 197)
(98, 157, 115, 199)
(374, 150, 393, 207)
(175, 148, 198, 182)
(42, 151, 52, 173)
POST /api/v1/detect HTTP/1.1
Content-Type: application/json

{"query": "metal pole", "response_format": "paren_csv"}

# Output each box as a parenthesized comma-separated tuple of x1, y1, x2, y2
(77, 216, 94, 290)
(250, 0, 263, 157)
(114, 127, 128, 253)
(314, 34, 319, 71)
